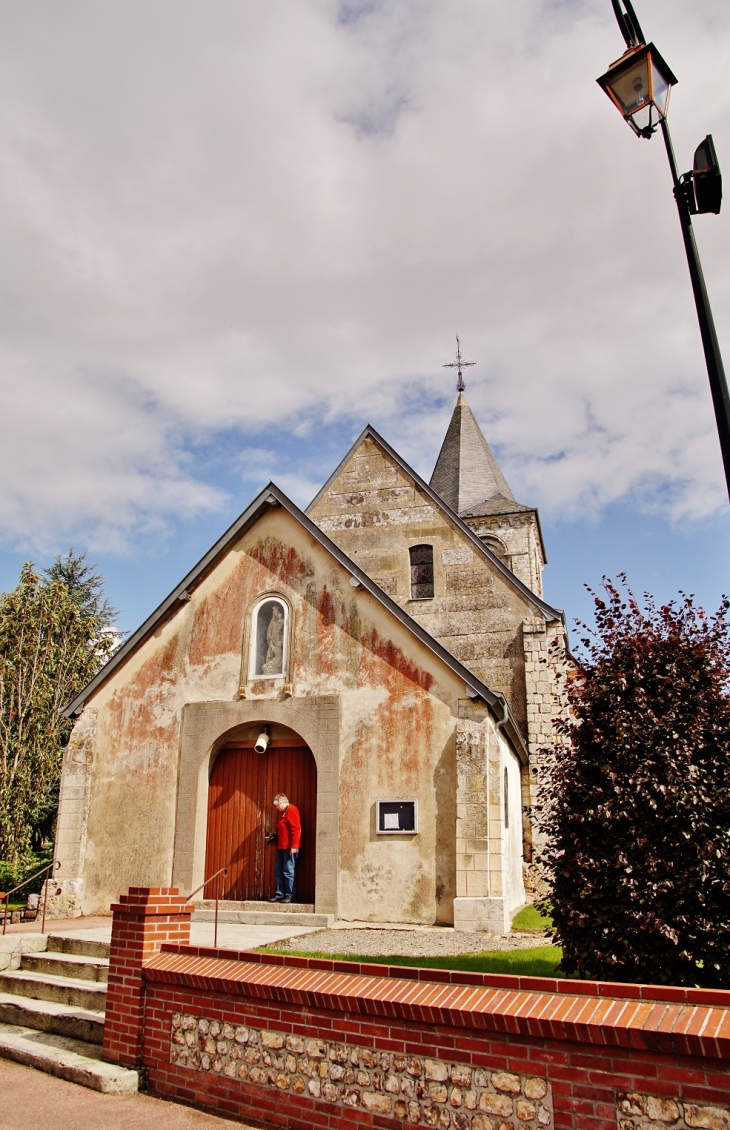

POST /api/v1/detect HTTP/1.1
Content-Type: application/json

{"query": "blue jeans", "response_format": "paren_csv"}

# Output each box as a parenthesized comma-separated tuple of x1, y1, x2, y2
(274, 849, 298, 901)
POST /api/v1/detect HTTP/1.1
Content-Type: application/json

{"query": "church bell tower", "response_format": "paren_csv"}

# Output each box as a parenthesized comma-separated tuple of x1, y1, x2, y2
(430, 348, 546, 598)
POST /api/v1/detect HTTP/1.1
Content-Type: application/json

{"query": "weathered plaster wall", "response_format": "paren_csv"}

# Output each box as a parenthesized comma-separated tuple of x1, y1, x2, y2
(308, 436, 546, 733)
(58, 505, 472, 924)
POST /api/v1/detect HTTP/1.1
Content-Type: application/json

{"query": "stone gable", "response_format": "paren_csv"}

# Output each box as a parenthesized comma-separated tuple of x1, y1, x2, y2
(309, 434, 542, 732)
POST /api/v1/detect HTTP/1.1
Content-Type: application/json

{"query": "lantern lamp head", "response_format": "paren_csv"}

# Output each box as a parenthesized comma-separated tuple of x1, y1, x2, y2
(597, 42, 677, 138)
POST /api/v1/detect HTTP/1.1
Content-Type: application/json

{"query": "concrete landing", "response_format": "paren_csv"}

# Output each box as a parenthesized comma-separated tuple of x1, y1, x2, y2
(198, 899, 315, 914)
(193, 907, 333, 928)
(9, 916, 324, 953)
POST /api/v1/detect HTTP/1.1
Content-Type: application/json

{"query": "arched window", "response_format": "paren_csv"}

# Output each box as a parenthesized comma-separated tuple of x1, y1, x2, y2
(249, 597, 289, 679)
(409, 545, 434, 599)
(481, 535, 511, 571)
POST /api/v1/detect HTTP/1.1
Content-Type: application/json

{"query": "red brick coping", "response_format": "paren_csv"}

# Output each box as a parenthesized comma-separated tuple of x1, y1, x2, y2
(148, 945, 730, 1061)
(159, 943, 730, 1008)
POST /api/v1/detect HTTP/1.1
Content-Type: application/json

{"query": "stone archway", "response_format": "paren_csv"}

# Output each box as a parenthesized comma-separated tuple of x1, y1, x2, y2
(171, 696, 339, 916)
(204, 728, 317, 904)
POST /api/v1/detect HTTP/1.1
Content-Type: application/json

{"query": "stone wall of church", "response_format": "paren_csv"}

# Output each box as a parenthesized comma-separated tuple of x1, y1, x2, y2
(454, 702, 525, 933)
(308, 436, 547, 734)
(521, 618, 569, 888)
(461, 511, 544, 598)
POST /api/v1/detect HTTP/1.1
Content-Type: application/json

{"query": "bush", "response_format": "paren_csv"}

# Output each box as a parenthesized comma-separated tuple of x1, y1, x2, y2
(539, 578, 730, 987)
(0, 848, 54, 898)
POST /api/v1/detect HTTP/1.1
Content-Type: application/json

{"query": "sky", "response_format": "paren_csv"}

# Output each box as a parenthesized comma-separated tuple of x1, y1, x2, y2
(0, 0, 729, 646)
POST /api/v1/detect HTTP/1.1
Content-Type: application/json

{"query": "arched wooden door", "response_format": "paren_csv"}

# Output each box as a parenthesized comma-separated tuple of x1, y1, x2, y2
(204, 738, 317, 904)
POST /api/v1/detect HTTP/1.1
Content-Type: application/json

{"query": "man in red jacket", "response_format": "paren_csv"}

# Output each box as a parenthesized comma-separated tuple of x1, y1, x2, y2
(268, 793, 301, 903)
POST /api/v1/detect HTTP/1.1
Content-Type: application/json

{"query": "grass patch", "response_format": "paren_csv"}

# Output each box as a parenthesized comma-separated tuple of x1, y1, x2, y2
(261, 946, 564, 979)
(511, 904, 552, 933)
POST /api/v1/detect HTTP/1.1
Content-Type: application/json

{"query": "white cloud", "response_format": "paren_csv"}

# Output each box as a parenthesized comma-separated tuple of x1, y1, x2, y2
(0, 0, 728, 550)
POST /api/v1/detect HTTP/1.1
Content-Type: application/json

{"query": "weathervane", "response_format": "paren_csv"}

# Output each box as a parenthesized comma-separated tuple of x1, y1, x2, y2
(443, 332, 476, 393)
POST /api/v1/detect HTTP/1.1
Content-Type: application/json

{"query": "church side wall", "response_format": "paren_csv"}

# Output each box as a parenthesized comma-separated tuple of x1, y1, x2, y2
(56, 507, 464, 925)
(308, 437, 539, 733)
(453, 702, 525, 933)
(522, 617, 569, 891)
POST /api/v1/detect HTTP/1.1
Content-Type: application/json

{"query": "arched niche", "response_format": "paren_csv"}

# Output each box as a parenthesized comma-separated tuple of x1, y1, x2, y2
(248, 595, 290, 680)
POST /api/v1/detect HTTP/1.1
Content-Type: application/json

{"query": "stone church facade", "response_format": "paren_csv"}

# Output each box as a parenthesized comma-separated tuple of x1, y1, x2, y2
(53, 394, 566, 932)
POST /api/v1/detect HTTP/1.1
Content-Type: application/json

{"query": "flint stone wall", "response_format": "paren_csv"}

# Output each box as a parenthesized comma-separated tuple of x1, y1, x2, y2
(170, 1013, 552, 1129)
(617, 1093, 730, 1130)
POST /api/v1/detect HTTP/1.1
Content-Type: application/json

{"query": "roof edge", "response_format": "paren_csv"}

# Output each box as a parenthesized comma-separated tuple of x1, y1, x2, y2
(62, 486, 284, 718)
(63, 483, 528, 763)
(306, 424, 560, 621)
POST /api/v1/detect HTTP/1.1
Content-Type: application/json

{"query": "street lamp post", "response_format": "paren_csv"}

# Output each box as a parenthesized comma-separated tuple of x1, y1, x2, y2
(597, 0, 730, 502)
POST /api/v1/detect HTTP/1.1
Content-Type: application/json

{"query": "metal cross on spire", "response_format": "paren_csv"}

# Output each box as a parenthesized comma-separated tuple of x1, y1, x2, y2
(442, 332, 476, 393)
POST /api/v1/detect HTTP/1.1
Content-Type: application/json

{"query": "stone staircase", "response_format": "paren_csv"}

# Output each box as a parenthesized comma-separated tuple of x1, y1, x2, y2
(0, 935, 137, 1093)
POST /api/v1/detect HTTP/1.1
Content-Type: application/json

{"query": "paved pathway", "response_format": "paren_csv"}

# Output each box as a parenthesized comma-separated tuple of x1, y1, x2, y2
(4, 913, 551, 958)
(0, 1057, 251, 1129)
(4, 914, 320, 951)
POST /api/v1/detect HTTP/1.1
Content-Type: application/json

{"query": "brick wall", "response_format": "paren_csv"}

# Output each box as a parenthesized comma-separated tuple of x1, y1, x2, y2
(105, 890, 730, 1129)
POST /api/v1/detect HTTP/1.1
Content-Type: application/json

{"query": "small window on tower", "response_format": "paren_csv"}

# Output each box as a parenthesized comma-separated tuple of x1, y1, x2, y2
(481, 535, 511, 571)
(409, 545, 434, 599)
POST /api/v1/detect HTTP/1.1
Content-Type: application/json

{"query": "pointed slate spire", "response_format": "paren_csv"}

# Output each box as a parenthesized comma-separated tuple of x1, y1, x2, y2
(429, 392, 520, 517)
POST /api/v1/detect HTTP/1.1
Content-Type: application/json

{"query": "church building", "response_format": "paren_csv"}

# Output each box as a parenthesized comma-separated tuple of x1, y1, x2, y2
(53, 388, 567, 933)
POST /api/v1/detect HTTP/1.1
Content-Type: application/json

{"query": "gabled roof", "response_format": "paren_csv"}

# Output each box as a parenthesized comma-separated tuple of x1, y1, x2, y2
(430, 392, 516, 514)
(63, 483, 528, 763)
(306, 424, 560, 622)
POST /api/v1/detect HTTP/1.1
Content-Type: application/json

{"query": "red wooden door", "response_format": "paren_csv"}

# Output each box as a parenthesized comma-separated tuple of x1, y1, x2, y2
(204, 741, 317, 903)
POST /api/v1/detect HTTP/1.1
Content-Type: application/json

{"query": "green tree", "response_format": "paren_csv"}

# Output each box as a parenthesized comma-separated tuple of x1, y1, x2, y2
(540, 578, 730, 988)
(44, 549, 118, 632)
(0, 561, 116, 864)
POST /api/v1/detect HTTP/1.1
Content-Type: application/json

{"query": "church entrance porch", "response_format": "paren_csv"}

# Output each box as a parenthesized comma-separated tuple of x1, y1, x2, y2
(204, 736, 317, 904)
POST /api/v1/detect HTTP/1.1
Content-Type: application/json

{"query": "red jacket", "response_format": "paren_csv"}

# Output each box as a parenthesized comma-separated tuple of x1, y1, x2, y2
(276, 804, 301, 851)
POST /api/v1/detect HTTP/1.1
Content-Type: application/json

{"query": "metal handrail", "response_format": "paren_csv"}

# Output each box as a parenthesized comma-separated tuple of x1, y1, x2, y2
(0, 859, 61, 936)
(186, 865, 228, 948)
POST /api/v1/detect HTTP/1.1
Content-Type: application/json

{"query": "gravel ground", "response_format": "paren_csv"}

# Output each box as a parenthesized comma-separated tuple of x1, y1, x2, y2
(266, 927, 552, 958)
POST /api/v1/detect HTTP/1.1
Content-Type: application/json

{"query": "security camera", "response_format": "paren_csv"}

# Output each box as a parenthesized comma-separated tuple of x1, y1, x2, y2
(254, 727, 270, 754)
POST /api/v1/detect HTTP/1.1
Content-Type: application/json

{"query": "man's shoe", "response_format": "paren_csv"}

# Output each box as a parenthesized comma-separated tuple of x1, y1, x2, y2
(282, 897, 292, 903)
(269, 896, 283, 903)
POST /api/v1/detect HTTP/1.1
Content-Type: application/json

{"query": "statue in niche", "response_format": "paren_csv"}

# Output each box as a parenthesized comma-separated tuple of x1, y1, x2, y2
(261, 604, 284, 675)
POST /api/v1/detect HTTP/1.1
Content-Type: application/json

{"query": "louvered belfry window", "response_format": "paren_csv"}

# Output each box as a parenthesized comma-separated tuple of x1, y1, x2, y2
(409, 544, 434, 599)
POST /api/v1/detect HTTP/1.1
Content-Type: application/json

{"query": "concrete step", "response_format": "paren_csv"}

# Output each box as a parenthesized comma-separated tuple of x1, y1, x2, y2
(198, 899, 315, 914)
(0, 970, 107, 1012)
(47, 935, 110, 960)
(21, 950, 109, 983)
(193, 907, 333, 927)
(0, 933, 48, 973)
(0, 1021, 137, 1093)
(0, 992, 105, 1044)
